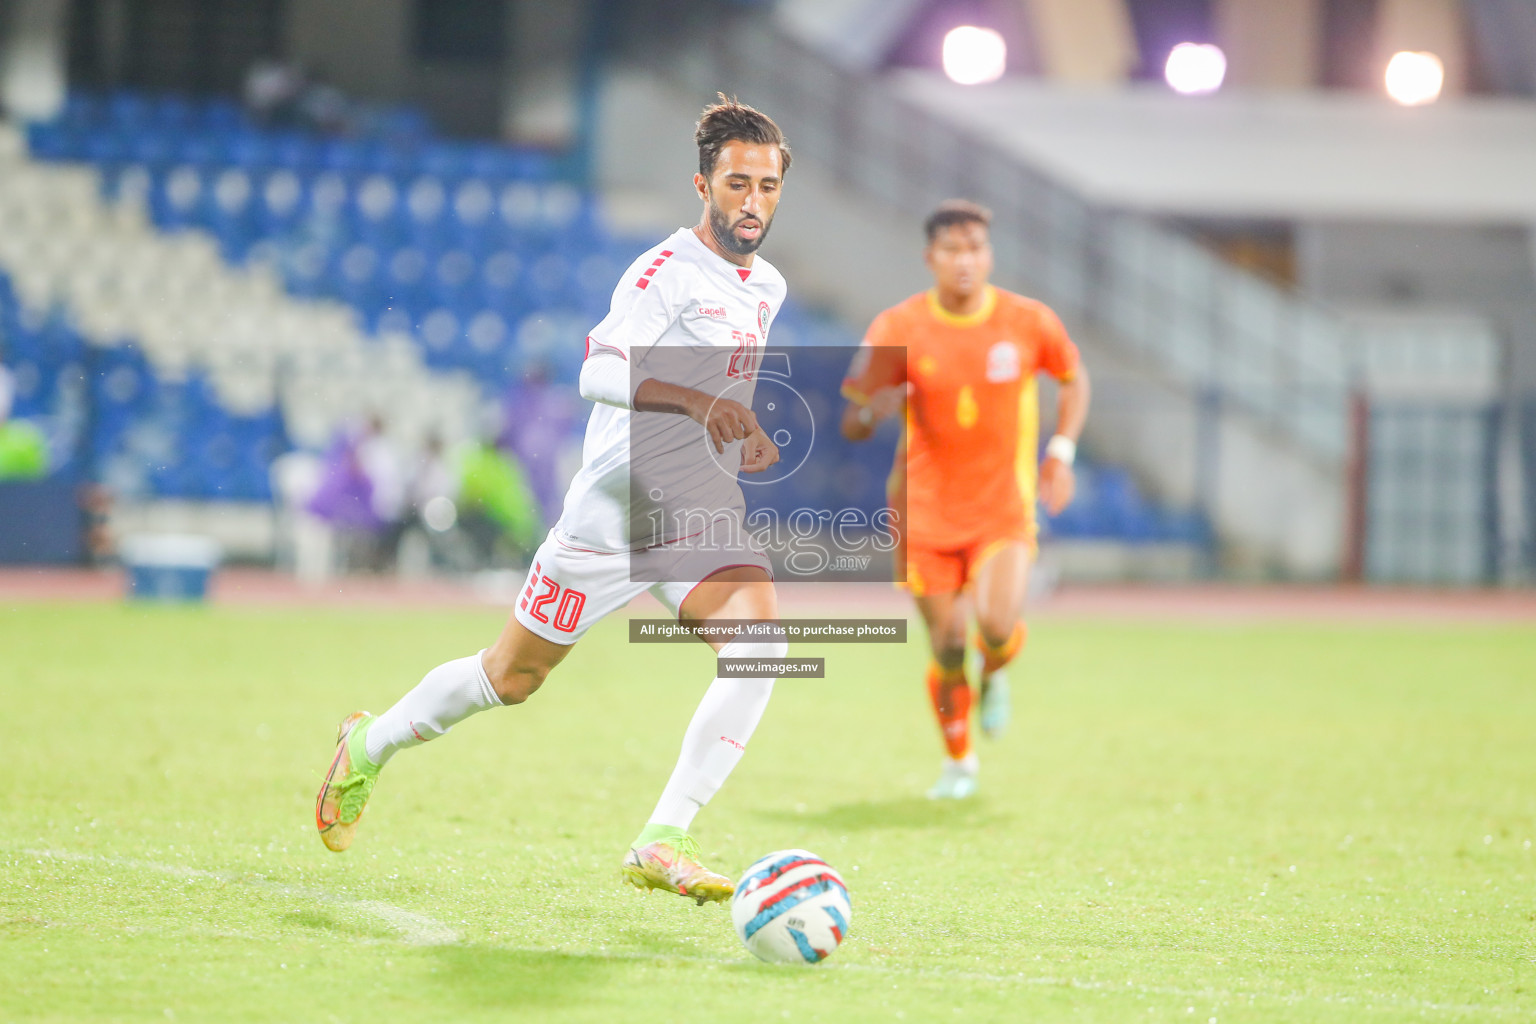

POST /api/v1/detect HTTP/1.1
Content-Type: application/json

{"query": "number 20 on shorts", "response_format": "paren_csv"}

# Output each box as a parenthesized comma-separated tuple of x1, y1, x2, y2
(519, 562, 587, 633)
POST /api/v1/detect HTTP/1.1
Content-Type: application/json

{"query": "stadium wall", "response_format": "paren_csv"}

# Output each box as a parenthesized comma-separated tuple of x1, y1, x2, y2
(1298, 220, 1536, 582)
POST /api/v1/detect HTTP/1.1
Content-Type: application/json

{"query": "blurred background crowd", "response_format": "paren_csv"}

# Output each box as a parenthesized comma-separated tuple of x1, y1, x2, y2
(1, 0, 1533, 588)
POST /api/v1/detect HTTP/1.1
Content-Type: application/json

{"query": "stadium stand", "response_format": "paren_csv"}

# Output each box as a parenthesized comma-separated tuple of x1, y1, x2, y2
(0, 89, 1206, 551)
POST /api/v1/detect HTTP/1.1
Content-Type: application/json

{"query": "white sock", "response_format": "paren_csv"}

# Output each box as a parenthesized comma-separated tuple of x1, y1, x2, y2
(949, 752, 980, 773)
(647, 638, 785, 830)
(365, 650, 504, 766)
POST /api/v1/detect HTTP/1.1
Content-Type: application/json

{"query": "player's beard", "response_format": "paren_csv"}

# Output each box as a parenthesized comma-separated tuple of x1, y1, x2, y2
(707, 193, 771, 257)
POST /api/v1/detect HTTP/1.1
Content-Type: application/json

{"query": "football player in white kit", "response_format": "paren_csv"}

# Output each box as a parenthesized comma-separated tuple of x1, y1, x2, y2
(315, 97, 793, 905)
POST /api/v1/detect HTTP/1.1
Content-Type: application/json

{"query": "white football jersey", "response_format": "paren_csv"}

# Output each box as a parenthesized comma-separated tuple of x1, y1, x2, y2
(556, 226, 787, 552)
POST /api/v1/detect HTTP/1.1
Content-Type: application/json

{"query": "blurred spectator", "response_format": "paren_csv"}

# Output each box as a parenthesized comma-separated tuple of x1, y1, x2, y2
(271, 450, 332, 582)
(393, 432, 459, 576)
(0, 420, 46, 479)
(79, 483, 114, 564)
(244, 60, 353, 135)
(0, 356, 13, 424)
(0, 347, 46, 480)
(408, 432, 458, 517)
(457, 437, 543, 566)
(243, 60, 306, 126)
(307, 415, 405, 571)
(357, 415, 406, 534)
(499, 362, 579, 525)
(298, 80, 353, 136)
(307, 429, 376, 528)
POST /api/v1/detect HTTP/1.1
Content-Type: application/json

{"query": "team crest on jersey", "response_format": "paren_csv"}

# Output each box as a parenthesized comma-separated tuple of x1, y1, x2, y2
(758, 301, 771, 337)
(986, 341, 1021, 383)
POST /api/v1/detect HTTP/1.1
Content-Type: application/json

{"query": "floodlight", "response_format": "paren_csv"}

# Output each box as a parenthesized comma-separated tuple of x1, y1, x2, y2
(1385, 51, 1444, 106)
(942, 26, 1007, 86)
(1165, 43, 1226, 95)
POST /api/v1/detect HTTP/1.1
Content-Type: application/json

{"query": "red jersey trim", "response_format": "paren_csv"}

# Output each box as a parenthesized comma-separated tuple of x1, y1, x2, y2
(635, 249, 678, 290)
(584, 336, 627, 361)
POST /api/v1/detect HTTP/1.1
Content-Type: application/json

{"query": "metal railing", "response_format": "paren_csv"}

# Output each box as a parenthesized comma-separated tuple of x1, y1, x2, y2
(684, 22, 1356, 462)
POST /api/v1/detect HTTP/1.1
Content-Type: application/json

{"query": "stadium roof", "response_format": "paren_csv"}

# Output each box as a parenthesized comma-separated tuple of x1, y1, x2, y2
(895, 75, 1536, 223)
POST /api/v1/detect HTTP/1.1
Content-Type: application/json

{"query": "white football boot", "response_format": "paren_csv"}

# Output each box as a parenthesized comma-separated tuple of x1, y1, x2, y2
(927, 752, 980, 800)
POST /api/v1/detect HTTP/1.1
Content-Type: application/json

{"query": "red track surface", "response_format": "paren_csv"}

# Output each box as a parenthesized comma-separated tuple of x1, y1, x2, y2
(2, 567, 1533, 623)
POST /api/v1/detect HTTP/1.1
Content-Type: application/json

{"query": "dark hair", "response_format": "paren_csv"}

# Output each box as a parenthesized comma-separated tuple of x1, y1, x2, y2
(695, 93, 792, 179)
(924, 199, 992, 242)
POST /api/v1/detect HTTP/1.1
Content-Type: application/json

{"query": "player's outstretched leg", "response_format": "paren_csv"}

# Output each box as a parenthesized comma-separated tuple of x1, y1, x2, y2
(314, 649, 510, 851)
(976, 622, 1025, 739)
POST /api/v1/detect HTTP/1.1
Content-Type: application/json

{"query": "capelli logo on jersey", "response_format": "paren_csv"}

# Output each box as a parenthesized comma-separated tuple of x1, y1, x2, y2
(698, 305, 729, 320)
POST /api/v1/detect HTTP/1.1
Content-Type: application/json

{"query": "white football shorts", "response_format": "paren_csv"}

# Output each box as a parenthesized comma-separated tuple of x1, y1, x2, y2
(512, 529, 774, 644)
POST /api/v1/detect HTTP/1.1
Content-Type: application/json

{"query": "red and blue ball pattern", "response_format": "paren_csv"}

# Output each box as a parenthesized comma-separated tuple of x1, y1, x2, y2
(731, 849, 851, 964)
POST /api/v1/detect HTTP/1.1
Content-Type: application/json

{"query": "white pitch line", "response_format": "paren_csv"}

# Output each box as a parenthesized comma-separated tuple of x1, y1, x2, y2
(16, 850, 1527, 1018)
(21, 848, 459, 947)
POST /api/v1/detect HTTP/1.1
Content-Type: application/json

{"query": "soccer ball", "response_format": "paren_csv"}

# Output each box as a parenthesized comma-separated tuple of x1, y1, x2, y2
(731, 849, 851, 964)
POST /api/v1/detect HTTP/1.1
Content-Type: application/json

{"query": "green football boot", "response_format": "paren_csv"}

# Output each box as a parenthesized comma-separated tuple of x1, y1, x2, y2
(315, 712, 380, 852)
(621, 825, 734, 905)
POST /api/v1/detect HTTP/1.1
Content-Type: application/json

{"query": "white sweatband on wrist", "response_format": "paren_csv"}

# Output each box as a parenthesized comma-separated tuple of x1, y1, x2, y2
(1045, 434, 1077, 466)
(857, 404, 874, 427)
(578, 353, 635, 409)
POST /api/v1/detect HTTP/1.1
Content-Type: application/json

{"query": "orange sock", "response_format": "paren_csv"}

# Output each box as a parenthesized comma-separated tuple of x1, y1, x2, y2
(925, 662, 972, 759)
(977, 622, 1027, 675)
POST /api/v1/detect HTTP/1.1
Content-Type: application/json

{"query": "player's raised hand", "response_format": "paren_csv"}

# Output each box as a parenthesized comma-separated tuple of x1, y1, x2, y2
(739, 426, 780, 474)
(1039, 457, 1076, 516)
(699, 397, 758, 453)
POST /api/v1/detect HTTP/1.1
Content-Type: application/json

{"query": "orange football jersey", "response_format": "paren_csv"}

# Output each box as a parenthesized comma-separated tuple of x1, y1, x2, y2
(843, 286, 1080, 548)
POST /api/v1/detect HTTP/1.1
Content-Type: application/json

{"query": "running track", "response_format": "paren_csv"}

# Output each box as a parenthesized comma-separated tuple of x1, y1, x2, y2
(2, 567, 1533, 624)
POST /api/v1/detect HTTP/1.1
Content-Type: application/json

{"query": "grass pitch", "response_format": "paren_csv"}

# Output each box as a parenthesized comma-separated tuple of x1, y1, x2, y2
(1, 599, 1533, 1022)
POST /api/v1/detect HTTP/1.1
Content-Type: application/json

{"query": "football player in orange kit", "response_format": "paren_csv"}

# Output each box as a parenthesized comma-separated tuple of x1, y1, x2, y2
(840, 200, 1090, 799)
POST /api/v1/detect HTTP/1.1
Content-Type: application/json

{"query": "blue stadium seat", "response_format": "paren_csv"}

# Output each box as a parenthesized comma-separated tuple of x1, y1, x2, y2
(421, 143, 471, 182)
(226, 132, 275, 169)
(270, 133, 322, 173)
(83, 132, 129, 165)
(351, 173, 402, 230)
(501, 148, 558, 182)
(150, 94, 195, 131)
(374, 105, 433, 143)
(61, 92, 103, 129)
(148, 165, 205, 230)
(200, 97, 246, 133)
(174, 134, 225, 167)
(106, 91, 152, 131)
(318, 137, 367, 174)
(24, 122, 71, 161)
